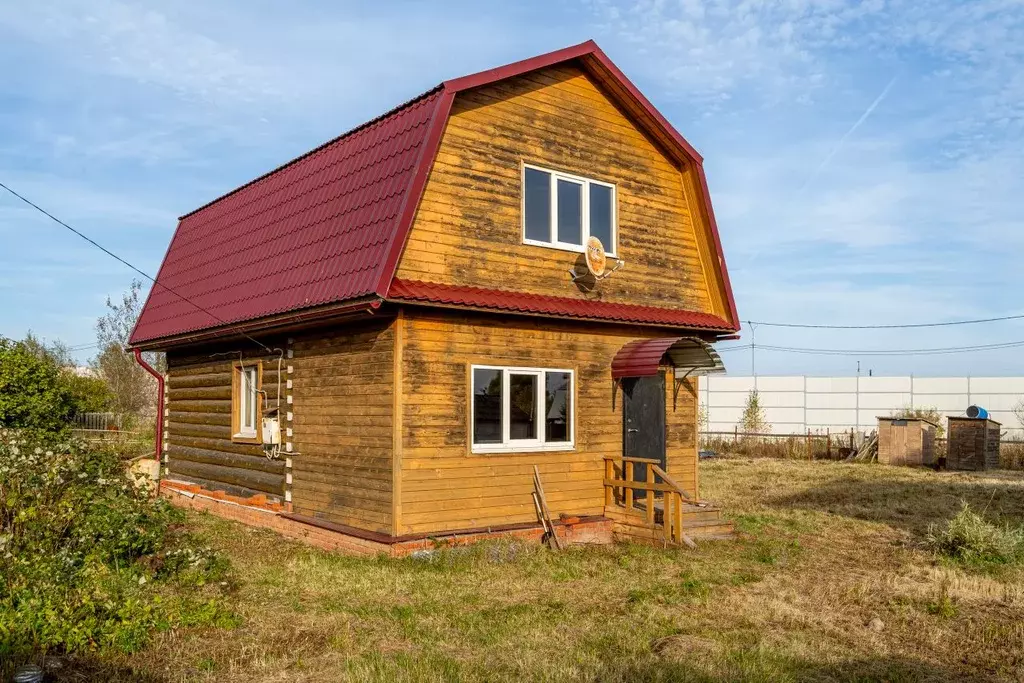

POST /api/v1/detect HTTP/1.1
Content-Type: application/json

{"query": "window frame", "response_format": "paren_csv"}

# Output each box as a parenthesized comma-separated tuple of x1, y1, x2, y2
(470, 364, 575, 454)
(521, 163, 617, 257)
(231, 361, 263, 444)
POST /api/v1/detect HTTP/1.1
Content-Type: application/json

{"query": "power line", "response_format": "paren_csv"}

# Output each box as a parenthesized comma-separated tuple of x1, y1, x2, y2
(0, 180, 273, 354)
(743, 313, 1024, 330)
(717, 340, 1024, 356)
(5, 178, 1021, 348)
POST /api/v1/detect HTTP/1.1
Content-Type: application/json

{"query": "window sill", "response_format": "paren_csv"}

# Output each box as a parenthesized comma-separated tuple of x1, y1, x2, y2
(522, 238, 617, 259)
(472, 443, 575, 455)
(232, 432, 261, 445)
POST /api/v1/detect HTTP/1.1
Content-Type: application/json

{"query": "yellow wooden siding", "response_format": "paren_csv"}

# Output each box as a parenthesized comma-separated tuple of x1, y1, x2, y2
(397, 308, 698, 535)
(396, 63, 720, 316)
(165, 347, 286, 498)
(291, 319, 395, 533)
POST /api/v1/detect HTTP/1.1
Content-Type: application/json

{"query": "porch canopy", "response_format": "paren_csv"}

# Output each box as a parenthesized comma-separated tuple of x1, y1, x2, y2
(611, 337, 726, 379)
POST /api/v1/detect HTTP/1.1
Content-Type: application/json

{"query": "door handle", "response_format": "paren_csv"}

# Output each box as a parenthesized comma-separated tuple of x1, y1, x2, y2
(627, 428, 639, 433)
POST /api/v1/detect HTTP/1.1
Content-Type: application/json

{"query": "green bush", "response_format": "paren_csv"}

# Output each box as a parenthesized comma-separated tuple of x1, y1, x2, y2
(926, 502, 1024, 566)
(0, 339, 79, 431)
(0, 431, 234, 663)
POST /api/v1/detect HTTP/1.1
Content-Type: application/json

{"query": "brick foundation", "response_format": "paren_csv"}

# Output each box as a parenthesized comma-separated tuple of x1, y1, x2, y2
(160, 481, 613, 556)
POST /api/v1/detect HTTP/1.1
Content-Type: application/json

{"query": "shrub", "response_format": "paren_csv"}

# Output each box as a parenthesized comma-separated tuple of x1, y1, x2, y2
(0, 431, 233, 663)
(0, 339, 79, 431)
(926, 502, 1024, 566)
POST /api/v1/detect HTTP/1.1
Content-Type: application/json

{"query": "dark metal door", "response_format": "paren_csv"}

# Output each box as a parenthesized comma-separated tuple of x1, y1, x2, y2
(622, 373, 667, 483)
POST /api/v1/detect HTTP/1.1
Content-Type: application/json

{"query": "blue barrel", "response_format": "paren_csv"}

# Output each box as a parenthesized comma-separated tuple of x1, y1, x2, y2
(966, 405, 988, 419)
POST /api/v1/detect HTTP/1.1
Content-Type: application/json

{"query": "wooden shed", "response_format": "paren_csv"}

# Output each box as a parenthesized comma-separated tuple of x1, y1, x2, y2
(947, 417, 1001, 471)
(876, 417, 938, 467)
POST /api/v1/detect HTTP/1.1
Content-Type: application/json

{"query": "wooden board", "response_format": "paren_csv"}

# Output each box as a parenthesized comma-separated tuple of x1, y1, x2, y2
(290, 317, 396, 534)
(396, 308, 699, 535)
(395, 62, 726, 319)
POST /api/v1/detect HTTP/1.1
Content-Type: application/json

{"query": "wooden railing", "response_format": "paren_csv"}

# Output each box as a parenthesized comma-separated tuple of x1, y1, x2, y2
(602, 456, 695, 546)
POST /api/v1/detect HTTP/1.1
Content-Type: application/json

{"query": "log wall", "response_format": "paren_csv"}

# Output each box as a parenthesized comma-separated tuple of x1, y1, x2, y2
(165, 344, 287, 499)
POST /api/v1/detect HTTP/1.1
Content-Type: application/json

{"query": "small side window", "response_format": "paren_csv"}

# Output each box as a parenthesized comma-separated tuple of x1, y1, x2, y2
(232, 363, 261, 442)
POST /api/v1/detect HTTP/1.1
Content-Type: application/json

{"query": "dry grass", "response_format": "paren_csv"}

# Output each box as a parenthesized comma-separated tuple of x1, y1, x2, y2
(47, 459, 1024, 682)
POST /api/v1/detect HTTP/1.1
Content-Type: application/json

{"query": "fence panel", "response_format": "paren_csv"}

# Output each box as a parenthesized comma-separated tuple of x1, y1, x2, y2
(703, 375, 1024, 437)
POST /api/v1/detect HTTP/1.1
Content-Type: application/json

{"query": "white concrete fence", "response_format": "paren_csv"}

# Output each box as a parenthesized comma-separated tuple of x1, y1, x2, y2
(701, 376, 1024, 438)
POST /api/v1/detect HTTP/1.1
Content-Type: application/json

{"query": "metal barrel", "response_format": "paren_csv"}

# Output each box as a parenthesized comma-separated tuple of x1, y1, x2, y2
(966, 405, 989, 419)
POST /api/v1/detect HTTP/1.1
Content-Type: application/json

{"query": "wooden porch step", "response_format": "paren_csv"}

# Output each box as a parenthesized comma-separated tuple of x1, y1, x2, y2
(605, 501, 735, 544)
(678, 519, 736, 538)
(611, 519, 735, 545)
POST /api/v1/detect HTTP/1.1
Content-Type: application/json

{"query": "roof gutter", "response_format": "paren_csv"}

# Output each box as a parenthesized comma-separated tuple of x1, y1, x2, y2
(132, 348, 163, 465)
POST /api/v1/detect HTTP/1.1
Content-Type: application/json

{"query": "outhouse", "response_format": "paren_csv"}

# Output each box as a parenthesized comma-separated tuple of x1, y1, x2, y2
(947, 417, 1001, 471)
(877, 417, 939, 467)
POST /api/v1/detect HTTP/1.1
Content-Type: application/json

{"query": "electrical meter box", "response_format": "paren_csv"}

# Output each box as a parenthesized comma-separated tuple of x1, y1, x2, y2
(262, 417, 281, 445)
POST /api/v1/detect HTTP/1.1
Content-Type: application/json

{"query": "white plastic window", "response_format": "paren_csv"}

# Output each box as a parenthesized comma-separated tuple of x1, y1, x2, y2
(522, 164, 616, 255)
(471, 365, 574, 453)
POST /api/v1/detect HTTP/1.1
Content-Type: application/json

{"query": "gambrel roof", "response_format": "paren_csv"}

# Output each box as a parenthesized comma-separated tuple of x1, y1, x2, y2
(130, 40, 738, 347)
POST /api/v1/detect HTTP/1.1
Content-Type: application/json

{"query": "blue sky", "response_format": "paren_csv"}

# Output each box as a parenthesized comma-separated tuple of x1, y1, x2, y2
(1, 0, 1022, 376)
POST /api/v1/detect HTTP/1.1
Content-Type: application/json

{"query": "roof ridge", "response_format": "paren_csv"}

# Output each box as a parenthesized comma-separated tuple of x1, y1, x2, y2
(178, 85, 443, 220)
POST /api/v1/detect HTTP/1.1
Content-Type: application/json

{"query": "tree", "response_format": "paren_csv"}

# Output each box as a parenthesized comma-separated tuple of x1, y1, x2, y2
(0, 338, 78, 431)
(740, 389, 771, 434)
(64, 373, 114, 413)
(92, 280, 164, 416)
(22, 331, 74, 368)
(890, 405, 945, 438)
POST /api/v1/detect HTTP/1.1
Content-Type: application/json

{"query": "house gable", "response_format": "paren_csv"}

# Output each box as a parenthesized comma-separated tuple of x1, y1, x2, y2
(394, 61, 724, 317)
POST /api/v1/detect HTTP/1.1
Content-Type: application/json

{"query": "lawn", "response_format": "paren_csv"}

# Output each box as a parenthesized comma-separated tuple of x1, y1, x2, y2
(65, 458, 1024, 682)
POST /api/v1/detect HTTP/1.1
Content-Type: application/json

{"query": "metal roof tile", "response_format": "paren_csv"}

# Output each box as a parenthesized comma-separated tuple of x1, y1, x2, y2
(386, 280, 734, 331)
(130, 89, 445, 345)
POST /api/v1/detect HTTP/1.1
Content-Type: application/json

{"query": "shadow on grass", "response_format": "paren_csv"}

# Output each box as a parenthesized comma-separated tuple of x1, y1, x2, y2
(598, 652, 1001, 683)
(2, 656, 167, 683)
(770, 469, 1024, 534)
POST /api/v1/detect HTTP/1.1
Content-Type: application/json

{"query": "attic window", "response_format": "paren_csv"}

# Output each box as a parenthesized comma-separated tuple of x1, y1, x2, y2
(522, 164, 616, 255)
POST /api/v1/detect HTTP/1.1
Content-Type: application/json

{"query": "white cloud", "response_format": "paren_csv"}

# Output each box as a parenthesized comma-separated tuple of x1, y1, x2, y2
(0, 1, 285, 105)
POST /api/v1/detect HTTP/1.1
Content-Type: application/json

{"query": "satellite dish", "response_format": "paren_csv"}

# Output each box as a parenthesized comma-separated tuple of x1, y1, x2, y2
(585, 236, 607, 277)
(567, 236, 624, 283)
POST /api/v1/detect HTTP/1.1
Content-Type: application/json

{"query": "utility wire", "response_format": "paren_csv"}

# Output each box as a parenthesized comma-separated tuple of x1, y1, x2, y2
(5, 179, 1022, 348)
(717, 340, 1024, 356)
(743, 313, 1024, 330)
(0, 180, 273, 354)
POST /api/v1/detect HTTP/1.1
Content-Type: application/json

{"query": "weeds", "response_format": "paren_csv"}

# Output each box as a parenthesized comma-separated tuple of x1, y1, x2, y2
(926, 501, 1024, 567)
(0, 431, 234, 671)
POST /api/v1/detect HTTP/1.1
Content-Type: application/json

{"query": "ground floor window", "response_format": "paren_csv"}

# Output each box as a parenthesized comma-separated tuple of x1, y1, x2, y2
(471, 365, 573, 453)
(232, 362, 262, 442)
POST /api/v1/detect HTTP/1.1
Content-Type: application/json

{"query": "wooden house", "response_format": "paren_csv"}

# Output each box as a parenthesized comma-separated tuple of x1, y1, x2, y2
(876, 417, 938, 467)
(128, 41, 740, 554)
(947, 417, 1001, 471)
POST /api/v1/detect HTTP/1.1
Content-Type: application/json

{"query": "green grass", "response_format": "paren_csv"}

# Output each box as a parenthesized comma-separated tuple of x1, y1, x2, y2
(25, 457, 1024, 682)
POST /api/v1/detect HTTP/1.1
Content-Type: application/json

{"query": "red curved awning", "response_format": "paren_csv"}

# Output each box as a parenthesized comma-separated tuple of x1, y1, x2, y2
(611, 337, 725, 379)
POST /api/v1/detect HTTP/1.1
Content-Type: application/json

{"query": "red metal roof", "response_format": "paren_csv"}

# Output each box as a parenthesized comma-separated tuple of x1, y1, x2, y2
(130, 40, 739, 346)
(610, 337, 726, 378)
(611, 338, 682, 378)
(388, 280, 733, 330)
(129, 90, 448, 345)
